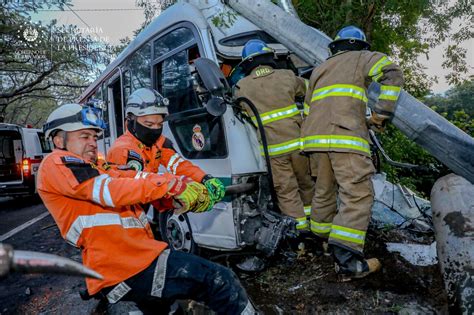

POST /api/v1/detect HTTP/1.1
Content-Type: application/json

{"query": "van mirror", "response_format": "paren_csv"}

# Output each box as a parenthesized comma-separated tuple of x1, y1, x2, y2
(192, 58, 229, 117)
(206, 97, 227, 117)
(193, 58, 230, 97)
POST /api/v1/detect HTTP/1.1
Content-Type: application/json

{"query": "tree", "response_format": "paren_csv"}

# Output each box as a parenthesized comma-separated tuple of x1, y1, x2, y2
(0, 1, 114, 124)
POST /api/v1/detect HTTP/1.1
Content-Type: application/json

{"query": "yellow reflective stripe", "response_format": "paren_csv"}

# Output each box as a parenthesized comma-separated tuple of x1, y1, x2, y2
(310, 220, 331, 234)
(251, 104, 299, 125)
(296, 217, 309, 230)
(303, 103, 310, 115)
(368, 56, 393, 80)
(302, 135, 370, 154)
(260, 138, 302, 156)
(311, 84, 368, 103)
(304, 205, 311, 216)
(304, 79, 309, 90)
(379, 85, 401, 101)
(330, 225, 366, 245)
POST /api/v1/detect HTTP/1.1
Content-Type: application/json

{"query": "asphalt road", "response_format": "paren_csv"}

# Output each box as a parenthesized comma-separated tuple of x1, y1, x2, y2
(0, 196, 99, 315)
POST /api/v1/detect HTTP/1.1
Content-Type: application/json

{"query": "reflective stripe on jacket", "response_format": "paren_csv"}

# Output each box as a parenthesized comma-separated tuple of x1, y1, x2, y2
(37, 149, 176, 295)
(235, 65, 307, 157)
(302, 50, 404, 156)
(107, 131, 205, 182)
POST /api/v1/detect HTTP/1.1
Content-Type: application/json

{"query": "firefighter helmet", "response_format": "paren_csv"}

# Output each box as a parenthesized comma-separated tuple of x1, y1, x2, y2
(125, 88, 169, 117)
(43, 103, 105, 139)
(241, 39, 274, 61)
(328, 25, 370, 54)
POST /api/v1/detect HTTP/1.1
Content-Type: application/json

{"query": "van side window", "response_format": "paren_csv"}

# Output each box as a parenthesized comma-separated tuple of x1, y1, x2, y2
(37, 132, 52, 153)
(153, 28, 194, 60)
(101, 83, 110, 138)
(129, 43, 151, 91)
(123, 70, 132, 102)
(155, 46, 200, 114)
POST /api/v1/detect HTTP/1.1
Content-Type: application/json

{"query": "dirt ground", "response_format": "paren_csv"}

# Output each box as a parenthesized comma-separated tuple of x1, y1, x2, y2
(0, 209, 447, 314)
(236, 229, 447, 314)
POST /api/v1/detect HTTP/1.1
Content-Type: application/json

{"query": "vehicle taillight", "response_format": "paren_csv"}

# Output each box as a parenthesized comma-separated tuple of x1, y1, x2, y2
(22, 159, 30, 173)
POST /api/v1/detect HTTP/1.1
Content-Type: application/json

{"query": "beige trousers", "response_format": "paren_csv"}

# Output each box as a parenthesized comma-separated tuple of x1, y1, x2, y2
(270, 151, 315, 230)
(309, 152, 375, 253)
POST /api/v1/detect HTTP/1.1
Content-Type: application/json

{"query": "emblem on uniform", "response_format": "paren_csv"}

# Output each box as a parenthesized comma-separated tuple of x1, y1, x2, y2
(127, 159, 143, 171)
(127, 150, 144, 171)
(191, 124, 205, 151)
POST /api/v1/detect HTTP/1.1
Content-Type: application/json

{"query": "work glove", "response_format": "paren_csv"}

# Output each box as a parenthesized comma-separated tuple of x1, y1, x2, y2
(165, 176, 211, 215)
(202, 175, 226, 210)
(366, 112, 387, 133)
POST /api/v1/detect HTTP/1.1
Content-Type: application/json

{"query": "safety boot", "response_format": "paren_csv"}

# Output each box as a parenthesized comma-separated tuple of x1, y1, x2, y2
(332, 245, 381, 282)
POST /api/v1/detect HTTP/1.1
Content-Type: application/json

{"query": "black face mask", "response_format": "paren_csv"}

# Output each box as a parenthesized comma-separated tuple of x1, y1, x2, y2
(128, 119, 162, 147)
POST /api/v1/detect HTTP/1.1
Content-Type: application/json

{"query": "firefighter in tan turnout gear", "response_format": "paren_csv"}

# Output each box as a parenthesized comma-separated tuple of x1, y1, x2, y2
(235, 39, 315, 232)
(302, 26, 404, 280)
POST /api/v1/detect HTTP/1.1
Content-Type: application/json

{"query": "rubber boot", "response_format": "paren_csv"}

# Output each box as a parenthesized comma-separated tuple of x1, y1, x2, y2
(332, 245, 381, 282)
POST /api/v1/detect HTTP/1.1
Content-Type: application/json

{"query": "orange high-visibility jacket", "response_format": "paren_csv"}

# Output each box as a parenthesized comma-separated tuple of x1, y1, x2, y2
(107, 131, 206, 182)
(37, 149, 176, 295)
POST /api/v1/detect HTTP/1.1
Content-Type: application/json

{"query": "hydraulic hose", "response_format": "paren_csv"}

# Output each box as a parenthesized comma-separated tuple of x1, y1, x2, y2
(234, 97, 279, 211)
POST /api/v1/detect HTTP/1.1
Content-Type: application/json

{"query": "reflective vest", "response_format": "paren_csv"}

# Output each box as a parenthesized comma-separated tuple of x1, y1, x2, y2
(301, 50, 404, 156)
(107, 131, 206, 181)
(37, 149, 176, 294)
(235, 66, 307, 157)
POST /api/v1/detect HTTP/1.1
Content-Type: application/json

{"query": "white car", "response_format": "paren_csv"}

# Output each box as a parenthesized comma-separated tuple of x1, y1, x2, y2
(0, 123, 51, 197)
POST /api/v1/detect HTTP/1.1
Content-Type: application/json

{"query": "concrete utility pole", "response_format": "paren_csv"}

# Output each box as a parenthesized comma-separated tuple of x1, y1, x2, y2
(226, 0, 474, 183)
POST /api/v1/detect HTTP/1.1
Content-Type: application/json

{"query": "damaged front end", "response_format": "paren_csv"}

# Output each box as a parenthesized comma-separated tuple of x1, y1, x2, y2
(232, 174, 296, 258)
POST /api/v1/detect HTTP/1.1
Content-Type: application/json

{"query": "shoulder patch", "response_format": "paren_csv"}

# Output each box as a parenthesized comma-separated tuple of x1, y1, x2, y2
(128, 150, 142, 161)
(63, 161, 100, 184)
(61, 156, 84, 164)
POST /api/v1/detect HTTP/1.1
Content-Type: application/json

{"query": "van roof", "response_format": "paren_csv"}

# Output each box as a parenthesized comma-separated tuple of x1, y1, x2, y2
(0, 123, 42, 132)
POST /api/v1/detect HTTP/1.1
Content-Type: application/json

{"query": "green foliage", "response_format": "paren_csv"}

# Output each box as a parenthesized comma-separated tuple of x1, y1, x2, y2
(211, 10, 238, 29)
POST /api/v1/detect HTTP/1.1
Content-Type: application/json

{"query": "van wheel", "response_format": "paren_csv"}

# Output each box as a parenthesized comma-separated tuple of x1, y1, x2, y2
(159, 211, 199, 254)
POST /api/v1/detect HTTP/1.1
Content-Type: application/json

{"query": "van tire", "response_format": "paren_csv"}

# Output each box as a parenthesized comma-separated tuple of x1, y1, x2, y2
(158, 211, 199, 255)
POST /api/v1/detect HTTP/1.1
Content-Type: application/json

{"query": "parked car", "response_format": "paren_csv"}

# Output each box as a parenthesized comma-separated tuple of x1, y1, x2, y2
(0, 123, 51, 197)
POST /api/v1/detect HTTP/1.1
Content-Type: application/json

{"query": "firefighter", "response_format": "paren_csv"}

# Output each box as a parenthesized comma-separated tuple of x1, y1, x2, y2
(234, 39, 315, 232)
(107, 88, 225, 213)
(37, 103, 257, 314)
(301, 26, 404, 281)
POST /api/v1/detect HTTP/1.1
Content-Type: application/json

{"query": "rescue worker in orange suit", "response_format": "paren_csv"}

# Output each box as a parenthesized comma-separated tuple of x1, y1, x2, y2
(301, 26, 404, 281)
(37, 103, 257, 314)
(234, 39, 315, 233)
(107, 88, 225, 222)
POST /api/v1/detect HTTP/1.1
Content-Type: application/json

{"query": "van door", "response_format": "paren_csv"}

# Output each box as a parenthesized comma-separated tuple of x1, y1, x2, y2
(0, 129, 23, 183)
(108, 73, 124, 141)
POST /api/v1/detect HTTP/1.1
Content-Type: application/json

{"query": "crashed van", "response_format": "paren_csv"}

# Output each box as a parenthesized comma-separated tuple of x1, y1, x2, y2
(77, 0, 310, 258)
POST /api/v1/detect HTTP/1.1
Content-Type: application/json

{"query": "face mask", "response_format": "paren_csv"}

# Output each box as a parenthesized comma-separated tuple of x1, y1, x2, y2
(128, 119, 162, 147)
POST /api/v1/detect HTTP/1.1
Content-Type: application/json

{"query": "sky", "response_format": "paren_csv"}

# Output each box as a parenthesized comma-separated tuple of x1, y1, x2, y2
(30, 0, 473, 94)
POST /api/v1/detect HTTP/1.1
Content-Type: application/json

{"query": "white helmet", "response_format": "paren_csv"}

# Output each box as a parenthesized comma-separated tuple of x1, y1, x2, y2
(125, 88, 169, 117)
(43, 103, 105, 139)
